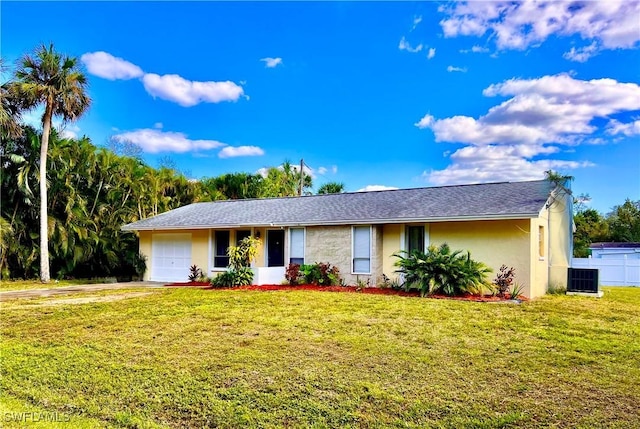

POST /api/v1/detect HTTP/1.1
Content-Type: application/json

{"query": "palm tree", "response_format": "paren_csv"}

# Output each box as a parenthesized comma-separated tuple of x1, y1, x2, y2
(11, 44, 91, 282)
(317, 181, 345, 194)
(0, 60, 23, 140)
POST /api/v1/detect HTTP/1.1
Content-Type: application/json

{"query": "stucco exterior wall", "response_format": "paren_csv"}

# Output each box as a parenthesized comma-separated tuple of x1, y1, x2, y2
(430, 220, 533, 297)
(191, 230, 209, 273)
(547, 190, 572, 289)
(382, 224, 402, 281)
(530, 216, 549, 299)
(253, 228, 266, 268)
(139, 231, 152, 281)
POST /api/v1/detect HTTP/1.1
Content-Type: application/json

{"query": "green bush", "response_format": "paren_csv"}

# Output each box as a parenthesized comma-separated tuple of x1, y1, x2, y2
(393, 243, 492, 297)
(299, 262, 340, 286)
(211, 267, 254, 288)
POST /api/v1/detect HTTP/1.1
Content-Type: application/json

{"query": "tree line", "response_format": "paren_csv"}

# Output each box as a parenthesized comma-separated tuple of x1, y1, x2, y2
(0, 123, 346, 280)
(573, 198, 640, 257)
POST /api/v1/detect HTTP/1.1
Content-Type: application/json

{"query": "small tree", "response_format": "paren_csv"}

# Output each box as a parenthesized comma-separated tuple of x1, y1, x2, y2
(212, 236, 261, 287)
(228, 236, 260, 270)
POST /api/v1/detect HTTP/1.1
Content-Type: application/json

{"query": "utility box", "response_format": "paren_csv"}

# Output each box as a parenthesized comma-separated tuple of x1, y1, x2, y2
(567, 268, 603, 297)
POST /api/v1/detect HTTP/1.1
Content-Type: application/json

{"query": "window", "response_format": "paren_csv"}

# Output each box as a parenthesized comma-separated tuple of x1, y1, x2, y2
(289, 228, 305, 265)
(538, 225, 545, 258)
(236, 230, 251, 245)
(353, 226, 371, 273)
(407, 225, 424, 254)
(214, 230, 230, 267)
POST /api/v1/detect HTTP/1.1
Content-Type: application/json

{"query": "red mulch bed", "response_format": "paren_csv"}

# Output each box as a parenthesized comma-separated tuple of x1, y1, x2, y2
(164, 282, 525, 302)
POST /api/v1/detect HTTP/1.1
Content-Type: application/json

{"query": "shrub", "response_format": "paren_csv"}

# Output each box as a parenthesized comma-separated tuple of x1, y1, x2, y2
(285, 263, 302, 285)
(494, 265, 516, 298)
(394, 243, 492, 297)
(510, 283, 525, 300)
(299, 262, 341, 286)
(211, 267, 254, 288)
(188, 265, 203, 282)
(228, 237, 260, 270)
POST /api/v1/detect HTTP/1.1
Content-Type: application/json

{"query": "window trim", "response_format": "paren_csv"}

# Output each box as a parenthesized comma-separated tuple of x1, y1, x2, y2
(403, 224, 430, 253)
(352, 225, 372, 275)
(289, 227, 305, 265)
(538, 225, 545, 260)
(213, 230, 231, 268)
(406, 225, 425, 254)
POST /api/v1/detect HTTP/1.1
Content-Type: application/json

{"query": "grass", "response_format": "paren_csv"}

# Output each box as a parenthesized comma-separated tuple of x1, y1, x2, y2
(0, 278, 122, 292)
(1, 286, 639, 428)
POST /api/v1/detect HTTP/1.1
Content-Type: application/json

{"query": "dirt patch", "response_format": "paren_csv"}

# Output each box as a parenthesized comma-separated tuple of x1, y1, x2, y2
(27, 292, 154, 307)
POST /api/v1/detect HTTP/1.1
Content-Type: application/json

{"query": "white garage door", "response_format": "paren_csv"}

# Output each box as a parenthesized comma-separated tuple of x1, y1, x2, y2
(151, 234, 192, 282)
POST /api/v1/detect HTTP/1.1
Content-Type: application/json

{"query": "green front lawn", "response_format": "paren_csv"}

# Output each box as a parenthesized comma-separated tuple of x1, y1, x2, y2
(0, 279, 118, 292)
(1, 287, 639, 428)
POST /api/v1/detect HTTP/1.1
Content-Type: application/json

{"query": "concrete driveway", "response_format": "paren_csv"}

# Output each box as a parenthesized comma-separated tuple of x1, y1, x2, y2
(0, 281, 166, 301)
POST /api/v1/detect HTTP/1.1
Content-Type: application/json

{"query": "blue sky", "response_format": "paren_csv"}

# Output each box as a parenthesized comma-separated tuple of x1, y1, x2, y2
(3, 1, 639, 213)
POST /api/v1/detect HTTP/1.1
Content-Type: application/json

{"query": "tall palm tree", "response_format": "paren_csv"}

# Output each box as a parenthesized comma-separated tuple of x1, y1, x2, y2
(317, 181, 345, 194)
(11, 44, 90, 282)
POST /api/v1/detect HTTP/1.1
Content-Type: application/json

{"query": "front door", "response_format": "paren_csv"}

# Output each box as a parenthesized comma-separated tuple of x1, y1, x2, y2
(267, 230, 285, 267)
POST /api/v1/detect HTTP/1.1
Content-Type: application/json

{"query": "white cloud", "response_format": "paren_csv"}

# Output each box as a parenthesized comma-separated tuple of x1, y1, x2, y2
(425, 155, 593, 186)
(81, 51, 144, 80)
(317, 165, 338, 175)
(399, 37, 423, 53)
(356, 185, 399, 192)
(447, 65, 467, 73)
(411, 15, 423, 31)
(142, 74, 244, 107)
(59, 124, 80, 139)
(416, 74, 640, 184)
(439, 1, 640, 60)
(83, 51, 245, 107)
(607, 119, 640, 137)
(218, 145, 265, 158)
(461, 45, 490, 54)
(427, 48, 436, 59)
(260, 57, 283, 68)
(563, 42, 599, 62)
(112, 128, 226, 153)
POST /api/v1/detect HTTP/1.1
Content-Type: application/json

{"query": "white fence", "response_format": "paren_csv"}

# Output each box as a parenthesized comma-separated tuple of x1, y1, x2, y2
(571, 256, 640, 287)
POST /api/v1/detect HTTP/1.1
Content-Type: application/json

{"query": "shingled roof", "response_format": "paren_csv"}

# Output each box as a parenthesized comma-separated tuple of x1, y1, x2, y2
(122, 180, 555, 231)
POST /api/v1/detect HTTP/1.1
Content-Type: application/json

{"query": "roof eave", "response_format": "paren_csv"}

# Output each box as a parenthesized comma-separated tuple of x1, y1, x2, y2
(121, 212, 539, 231)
